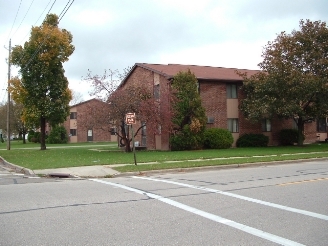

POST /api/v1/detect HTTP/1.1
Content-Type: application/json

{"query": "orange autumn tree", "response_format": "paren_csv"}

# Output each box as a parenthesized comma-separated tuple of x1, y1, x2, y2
(11, 14, 74, 150)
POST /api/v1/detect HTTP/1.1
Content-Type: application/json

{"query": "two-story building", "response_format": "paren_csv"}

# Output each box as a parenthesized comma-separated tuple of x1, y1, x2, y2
(63, 99, 116, 143)
(118, 63, 323, 150)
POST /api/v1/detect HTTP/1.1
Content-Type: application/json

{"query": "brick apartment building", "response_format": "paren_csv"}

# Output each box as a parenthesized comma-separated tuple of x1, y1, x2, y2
(118, 63, 326, 150)
(63, 99, 116, 143)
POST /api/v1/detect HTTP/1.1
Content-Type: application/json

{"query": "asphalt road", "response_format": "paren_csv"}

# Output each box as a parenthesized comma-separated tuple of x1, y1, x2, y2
(1, 160, 327, 246)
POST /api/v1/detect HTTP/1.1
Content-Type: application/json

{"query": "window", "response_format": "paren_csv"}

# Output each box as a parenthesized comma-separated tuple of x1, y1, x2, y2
(317, 118, 327, 132)
(70, 112, 77, 119)
(154, 84, 160, 99)
(70, 129, 77, 136)
(227, 84, 238, 99)
(262, 119, 272, 132)
(110, 127, 117, 135)
(141, 122, 146, 136)
(141, 122, 147, 146)
(228, 118, 239, 132)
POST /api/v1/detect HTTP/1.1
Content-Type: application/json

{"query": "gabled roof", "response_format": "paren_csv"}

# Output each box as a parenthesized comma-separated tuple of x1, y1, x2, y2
(70, 98, 106, 108)
(137, 63, 260, 81)
(120, 63, 261, 87)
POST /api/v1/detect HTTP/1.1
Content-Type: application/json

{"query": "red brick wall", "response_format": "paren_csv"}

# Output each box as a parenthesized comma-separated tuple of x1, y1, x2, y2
(122, 67, 320, 149)
(304, 121, 317, 143)
(200, 81, 227, 128)
(63, 99, 112, 143)
(121, 67, 157, 149)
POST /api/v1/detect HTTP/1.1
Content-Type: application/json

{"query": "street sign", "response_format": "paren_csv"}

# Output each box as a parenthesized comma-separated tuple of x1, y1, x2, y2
(125, 112, 136, 125)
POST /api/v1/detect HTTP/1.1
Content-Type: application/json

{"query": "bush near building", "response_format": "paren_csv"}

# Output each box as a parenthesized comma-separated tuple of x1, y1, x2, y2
(47, 125, 68, 144)
(203, 128, 233, 149)
(279, 129, 300, 146)
(236, 133, 269, 147)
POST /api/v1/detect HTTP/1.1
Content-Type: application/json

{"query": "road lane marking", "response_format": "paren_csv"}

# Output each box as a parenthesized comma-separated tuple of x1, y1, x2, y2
(279, 177, 328, 186)
(132, 176, 328, 221)
(90, 178, 304, 246)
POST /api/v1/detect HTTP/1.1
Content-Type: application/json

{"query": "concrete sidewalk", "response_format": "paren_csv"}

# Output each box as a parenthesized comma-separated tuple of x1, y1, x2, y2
(33, 165, 122, 178)
(0, 156, 124, 178)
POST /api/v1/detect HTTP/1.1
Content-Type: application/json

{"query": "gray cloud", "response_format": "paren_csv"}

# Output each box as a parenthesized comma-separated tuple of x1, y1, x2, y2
(1, 0, 328, 101)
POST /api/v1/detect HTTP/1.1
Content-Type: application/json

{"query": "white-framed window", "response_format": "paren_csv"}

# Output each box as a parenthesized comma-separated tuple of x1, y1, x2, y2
(228, 118, 239, 133)
(227, 84, 238, 99)
(70, 129, 77, 136)
(70, 112, 77, 119)
(262, 119, 272, 132)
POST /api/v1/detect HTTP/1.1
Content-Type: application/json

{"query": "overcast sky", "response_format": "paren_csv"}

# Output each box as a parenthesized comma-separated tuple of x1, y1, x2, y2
(1, 0, 328, 103)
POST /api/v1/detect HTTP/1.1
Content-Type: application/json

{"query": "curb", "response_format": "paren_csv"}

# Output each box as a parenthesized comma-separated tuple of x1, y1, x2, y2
(0, 156, 36, 176)
(113, 157, 328, 178)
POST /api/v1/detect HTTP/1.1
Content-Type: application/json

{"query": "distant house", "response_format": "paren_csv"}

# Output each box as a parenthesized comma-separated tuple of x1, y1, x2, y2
(63, 99, 116, 143)
(118, 63, 324, 150)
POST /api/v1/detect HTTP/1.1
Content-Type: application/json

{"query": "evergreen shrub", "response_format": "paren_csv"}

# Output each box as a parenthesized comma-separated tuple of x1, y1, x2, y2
(203, 128, 233, 149)
(31, 132, 41, 143)
(28, 130, 35, 142)
(47, 125, 68, 144)
(170, 125, 204, 151)
(236, 133, 269, 147)
(279, 129, 299, 146)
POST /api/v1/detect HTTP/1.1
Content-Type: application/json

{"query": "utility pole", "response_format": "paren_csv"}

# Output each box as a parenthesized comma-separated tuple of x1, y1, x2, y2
(6, 39, 11, 150)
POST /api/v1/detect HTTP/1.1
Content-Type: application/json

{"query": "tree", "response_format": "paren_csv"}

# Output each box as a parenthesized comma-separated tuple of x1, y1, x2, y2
(12, 102, 28, 143)
(83, 68, 172, 152)
(11, 14, 74, 150)
(239, 20, 328, 146)
(70, 90, 84, 106)
(0, 101, 27, 142)
(170, 69, 207, 150)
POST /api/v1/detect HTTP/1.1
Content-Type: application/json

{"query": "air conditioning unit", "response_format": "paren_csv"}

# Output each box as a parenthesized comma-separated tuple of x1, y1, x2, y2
(207, 117, 215, 124)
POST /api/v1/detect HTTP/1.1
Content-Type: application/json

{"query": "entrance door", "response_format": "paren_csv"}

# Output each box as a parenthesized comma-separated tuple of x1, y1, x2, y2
(87, 129, 93, 141)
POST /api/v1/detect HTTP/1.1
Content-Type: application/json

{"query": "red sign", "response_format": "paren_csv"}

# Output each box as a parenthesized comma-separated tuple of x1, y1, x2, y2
(125, 113, 136, 125)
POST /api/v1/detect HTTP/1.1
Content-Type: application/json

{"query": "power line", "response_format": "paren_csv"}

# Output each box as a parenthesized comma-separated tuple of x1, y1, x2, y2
(15, 0, 58, 70)
(11, 0, 36, 40)
(59, 0, 75, 21)
(6, 0, 23, 42)
(20, 0, 74, 72)
(17, 0, 54, 45)
(58, 0, 71, 20)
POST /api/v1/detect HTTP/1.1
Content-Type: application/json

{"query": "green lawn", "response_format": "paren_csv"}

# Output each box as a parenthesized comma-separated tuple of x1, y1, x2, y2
(1, 141, 328, 172)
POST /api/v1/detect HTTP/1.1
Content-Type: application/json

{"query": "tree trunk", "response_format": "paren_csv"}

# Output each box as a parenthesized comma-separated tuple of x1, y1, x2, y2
(124, 138, 131, 152)
(40, 117, 47, 150)
(120, 120, 131, 152)
(297, 118, 305, 146)
(22, 132, 26, 144)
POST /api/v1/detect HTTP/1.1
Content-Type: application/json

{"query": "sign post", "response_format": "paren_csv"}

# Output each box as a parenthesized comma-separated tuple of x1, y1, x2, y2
(125, 113, 137, 166)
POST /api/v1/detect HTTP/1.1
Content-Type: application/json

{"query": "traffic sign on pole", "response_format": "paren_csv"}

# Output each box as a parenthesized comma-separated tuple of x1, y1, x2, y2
(125, 112, 136, 125)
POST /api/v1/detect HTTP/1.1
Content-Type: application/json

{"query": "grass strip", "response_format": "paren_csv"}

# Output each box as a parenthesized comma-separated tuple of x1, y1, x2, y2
(0, 141, 327, 170)
(113, 152, 328, 172)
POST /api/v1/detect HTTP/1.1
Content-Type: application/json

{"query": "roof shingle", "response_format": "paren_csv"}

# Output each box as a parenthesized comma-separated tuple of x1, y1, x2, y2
(136, 63, 260, 81)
